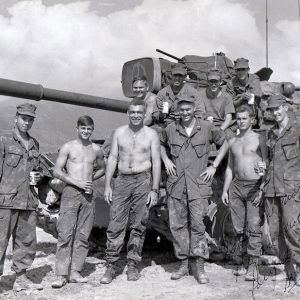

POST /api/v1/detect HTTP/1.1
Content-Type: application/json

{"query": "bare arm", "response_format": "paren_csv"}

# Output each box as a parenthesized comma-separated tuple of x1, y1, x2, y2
(221, 150, 233, 205)
(144, 95, 155, 126)
(151, 132, 161, 190)
(53, 143, 91, 190)
(220, 114, 232, 131)
(161, 145, 176, 176)
(92, 146, 106, 180)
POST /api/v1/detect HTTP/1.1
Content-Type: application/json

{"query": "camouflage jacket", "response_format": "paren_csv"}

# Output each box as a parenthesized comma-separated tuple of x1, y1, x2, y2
(0, 129, 40, 210)
(264, 119, 300, 198)
(161, 118, 224, 200)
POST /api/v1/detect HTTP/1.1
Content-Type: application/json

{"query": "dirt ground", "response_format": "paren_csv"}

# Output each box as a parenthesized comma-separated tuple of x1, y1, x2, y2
(0, 228, 299, 300)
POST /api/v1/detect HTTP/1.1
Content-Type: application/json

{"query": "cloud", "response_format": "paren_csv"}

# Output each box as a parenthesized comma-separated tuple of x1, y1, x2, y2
(0, 0, 298, 103)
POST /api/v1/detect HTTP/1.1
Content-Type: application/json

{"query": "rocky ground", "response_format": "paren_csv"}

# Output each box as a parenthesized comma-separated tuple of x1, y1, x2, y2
(0, 228, 299, 300)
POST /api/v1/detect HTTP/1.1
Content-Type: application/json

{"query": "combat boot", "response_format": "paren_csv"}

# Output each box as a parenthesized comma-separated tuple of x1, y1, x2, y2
(127, 260, 140, 281)
(13, 272, 32, 292)
(171, 259, 189, 280)
(272, 260, 296, 282)
(69, 270, 88, 283)
(245, 256, 260, 281)
(51, 275, 68, 288)
(195, 257, 209, 284)
(100, 263, 116, 284)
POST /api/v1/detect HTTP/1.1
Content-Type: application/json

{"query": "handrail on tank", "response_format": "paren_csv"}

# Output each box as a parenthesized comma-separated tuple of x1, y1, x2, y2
(0, 78, 129, 113)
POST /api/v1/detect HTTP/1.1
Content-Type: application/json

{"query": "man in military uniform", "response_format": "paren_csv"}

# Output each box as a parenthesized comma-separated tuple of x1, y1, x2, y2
(152, 63, 206, 130)
(200, 69, 235, 131)
(0, 103, 41, 291)
(262, 94, 300, 284)
(226, 58, 262, 108)
(160, 95, 224, 284)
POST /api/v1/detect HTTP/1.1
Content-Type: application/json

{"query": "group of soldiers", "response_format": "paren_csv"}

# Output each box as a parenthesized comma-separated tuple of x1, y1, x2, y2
(0, 56, 300, 292)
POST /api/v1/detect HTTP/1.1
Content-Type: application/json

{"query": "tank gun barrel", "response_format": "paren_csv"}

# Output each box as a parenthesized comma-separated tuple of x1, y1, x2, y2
(156, 49, 182, 62)
(0, 78, 129, 113)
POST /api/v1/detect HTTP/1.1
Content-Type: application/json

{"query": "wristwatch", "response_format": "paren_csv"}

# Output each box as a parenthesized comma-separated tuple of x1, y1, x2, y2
(211, 163, 218, 169)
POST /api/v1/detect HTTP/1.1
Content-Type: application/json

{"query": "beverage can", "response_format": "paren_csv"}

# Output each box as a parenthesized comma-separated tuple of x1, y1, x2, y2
(258, 166, 265, 177)
(248, 93, 255, 105)
(29, 171, 39, 186)
(162, 101, 169, 114)
(207, 116, 213, 123)
(85, 187, 93, 194)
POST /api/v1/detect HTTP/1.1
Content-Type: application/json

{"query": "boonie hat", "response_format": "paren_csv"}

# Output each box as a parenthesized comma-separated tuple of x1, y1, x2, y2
(266, 94, 287, 110)
(16, 103, 37, 117)
(177, 95, 195, 104)
(207, 69, 222, 80)
(234, 58, 249, 69)
(171, 63, 187, 76)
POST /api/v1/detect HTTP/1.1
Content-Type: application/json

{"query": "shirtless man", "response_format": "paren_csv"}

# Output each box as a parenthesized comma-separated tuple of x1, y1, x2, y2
(51, 115, 105, 288)
(132, 75, 156, 126)
(221, 104, 268, 281)
(100, 97, 161, 284)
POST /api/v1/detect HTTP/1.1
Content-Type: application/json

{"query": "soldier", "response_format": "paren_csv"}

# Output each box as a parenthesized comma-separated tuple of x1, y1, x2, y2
(152, 63, 206, 130)
(0, 103, 41, 291)
(261, 95, 300, 284)
(160, 95, 224, 284)
(221, 104, 268, 281)
(100, 98, 161, 284)
(132, 75, 156, 126)
(200, 69, 235, 131)
(51, 116, 106, 288)
(226, 58, 262, 108)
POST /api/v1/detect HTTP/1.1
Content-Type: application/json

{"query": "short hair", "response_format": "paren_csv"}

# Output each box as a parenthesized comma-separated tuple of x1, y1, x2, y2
(235, 104, 255, 117)
(77, 115, 94, 127)
(129, 97, 145, 107)
(132, 75, 148, 86)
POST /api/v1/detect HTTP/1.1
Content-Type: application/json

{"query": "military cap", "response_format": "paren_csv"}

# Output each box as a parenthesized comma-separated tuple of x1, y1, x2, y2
(171, 63, 187, 76)
(207, 69, 222, 80)
(266, 94, 287, 109)
(234, 58, 249, 69)
(16, 103, 37, 117)
(177, 95, 195, 104)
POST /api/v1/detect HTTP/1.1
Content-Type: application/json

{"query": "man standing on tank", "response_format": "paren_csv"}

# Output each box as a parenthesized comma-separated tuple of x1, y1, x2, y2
(101, 97, 161, 284)
(152, 63, 206, 130)
(51, 115, 105, 288)
(160, 95, 225, 284)
(262, 95, 300, 285)
(0, 103, 41, 292)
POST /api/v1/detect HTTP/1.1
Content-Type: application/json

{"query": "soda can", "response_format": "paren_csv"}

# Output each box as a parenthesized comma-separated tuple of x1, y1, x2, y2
(248, 93, 255, 105)
(258, 165, 265, 177)
(85, 187, 93, 194)
(29, 171, 39, 186)
(207, 116, 213, 123)
(162, 101, 169, 114)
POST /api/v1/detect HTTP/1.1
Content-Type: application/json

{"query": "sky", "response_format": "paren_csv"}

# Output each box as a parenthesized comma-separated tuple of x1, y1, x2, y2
(0, 0, 299, 101)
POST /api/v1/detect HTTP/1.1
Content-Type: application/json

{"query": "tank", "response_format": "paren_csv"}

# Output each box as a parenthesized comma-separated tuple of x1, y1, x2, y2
(0, 60, 299, 261)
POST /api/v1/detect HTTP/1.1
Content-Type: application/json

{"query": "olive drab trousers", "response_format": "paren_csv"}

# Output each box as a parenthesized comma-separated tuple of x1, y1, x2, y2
(0, 209, 37, 275)
(55, 185, 95, 276)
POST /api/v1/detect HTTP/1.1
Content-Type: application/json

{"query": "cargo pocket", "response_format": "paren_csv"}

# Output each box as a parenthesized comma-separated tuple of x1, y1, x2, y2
(0, 192, 17, 207)
(282, 137, 298, 160)
(170, 143, 181, 158)
(196, 177, 212, 198)
(166, 176, 178, 194)
(6, 148, 22, 167)
(191, 136, 209, 158)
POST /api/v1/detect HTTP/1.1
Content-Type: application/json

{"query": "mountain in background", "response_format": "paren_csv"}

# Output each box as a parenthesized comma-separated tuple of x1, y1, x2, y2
(0, 97, 127, 152)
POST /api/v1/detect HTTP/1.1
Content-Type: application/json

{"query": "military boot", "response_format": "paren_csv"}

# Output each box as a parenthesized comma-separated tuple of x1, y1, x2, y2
(51, 275, 68, 288)
(195, 257, 209, 284)
(171, 259, 189, 280)
(127, 260, 140, 281)
(100, 263, 116, 284)
(272, 260, 296, 282)
(69, 270, 88, 283)
(245, 256, 260, 281)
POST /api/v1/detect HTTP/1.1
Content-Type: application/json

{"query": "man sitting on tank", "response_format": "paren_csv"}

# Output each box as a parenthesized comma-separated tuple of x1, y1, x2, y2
(226, 58, 262, 128)
(51, 115, 106, 288)
(221, 104, 268, 281)
(101, 97, 161, 284)
(132, 75, 156, 126)
(200, 69, 235, 131)
(152, 63, 206, 131)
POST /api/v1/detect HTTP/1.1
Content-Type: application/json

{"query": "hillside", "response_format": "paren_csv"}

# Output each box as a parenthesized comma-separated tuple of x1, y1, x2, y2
(0, 97, 127, 152)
